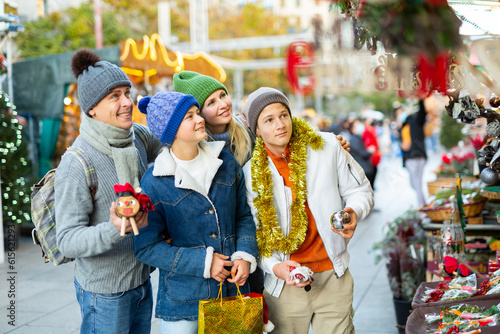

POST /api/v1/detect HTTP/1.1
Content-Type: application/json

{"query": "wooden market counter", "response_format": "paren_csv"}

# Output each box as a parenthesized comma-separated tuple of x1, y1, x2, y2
(422, 217, 500, 233)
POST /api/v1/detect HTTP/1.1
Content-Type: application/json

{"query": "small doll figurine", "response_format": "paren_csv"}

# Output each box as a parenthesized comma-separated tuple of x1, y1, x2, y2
(113, 183, 154, 236)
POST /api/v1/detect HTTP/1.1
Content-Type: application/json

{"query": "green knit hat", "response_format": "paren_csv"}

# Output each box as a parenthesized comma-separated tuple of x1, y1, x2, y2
(173, 71, 228, 108)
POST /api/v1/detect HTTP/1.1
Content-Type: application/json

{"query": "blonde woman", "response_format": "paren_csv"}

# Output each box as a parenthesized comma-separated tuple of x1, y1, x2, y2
(173, 71, 254, 166)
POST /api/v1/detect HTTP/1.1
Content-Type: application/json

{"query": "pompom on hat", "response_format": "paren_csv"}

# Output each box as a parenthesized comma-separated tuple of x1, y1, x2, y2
(241, 87, 291, 135)
(138, 92, 199, 146)
(172, 71, 228, 108)
(71, 49, 131, 116)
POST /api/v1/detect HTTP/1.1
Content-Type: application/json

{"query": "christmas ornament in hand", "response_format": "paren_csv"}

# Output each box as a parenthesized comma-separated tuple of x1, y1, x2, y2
(289, 266, 314, 292)
(331, 210, 351, 231)
(114, 183, 154, 236)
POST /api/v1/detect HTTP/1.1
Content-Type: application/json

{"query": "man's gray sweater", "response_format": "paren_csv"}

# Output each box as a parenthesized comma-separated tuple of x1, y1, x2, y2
(55, 124, 163, 293)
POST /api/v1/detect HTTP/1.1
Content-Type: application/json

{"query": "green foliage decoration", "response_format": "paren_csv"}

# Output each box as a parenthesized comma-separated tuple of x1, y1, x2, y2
(332, 0, 462, 57)
(17, 3, 131, 58)
(372, 210, 427, 301)
(439, 109, 465, 149)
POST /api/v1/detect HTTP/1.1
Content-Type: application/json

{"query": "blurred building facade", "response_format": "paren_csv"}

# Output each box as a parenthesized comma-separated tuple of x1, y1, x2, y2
(16, 0, 85, 21)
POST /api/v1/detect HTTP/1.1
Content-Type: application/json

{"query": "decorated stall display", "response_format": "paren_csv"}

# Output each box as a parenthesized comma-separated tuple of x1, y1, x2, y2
(445, 91, 500, 185)
(422, 274, 478, 304)
(330, 210, 351, 231)
(332, 0, 462, 97)
(419, 303, 500, 334)
(289, 266, 314, 292)
(426, 176, 491, 281)
(113, 183, 154, 236)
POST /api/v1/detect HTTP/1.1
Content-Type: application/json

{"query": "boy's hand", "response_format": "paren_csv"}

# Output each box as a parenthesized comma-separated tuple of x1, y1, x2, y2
(273, 260, 310, 288)
(331, 207, 358, 239)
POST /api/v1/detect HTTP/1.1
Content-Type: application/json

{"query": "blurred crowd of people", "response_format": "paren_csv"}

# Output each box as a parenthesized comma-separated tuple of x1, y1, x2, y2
(310, 96, 445, 207)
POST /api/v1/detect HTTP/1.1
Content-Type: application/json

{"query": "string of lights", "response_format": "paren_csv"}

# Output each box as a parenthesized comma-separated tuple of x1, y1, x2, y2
(0, 91, 32, 224)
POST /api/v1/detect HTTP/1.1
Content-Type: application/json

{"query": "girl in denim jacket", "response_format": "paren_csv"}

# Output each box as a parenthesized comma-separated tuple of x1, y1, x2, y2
(133, 91, 258, 334)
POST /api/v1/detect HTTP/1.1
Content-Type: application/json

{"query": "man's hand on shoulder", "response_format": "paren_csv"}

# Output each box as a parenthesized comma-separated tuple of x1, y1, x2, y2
(336, 134, 351, 152)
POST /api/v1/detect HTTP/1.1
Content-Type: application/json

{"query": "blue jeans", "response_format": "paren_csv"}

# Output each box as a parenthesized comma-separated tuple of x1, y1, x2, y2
(74, 278, 153, 334)
(160, 319, 197, 334)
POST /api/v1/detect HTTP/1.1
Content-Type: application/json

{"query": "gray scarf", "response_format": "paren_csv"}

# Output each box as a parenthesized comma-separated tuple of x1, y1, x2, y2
(80, 116, 144, 188)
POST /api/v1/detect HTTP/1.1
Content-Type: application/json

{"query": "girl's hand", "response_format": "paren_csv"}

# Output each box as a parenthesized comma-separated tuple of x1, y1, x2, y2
(210, 253, 233, 282)
(227, 259, 250, 286)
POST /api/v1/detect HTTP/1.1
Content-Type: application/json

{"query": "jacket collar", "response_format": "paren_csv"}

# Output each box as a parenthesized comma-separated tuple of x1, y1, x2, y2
(152, 140, 225, 192)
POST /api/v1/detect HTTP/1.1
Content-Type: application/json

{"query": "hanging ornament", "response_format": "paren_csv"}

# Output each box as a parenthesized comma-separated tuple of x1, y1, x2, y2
(481, 167, 498, 185)
(490, 95, 500, 108)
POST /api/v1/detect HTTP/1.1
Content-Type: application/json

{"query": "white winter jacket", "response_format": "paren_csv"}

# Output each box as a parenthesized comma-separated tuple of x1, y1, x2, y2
(243, 131, 374, 297)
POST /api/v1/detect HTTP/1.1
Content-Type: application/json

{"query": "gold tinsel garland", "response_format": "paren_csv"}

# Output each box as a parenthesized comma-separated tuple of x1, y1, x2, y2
(251, 118, 325, 257)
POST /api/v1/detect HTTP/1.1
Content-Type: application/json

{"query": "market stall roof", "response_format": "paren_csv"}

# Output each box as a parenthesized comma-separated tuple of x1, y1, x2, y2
(13, 36, 226, 120)
(13, 46, 121, 119)
(120, 33, 226, 83)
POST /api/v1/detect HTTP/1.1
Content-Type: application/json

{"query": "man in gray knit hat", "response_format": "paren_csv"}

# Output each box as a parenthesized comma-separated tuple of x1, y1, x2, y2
(54, 49, 163, 333)
(241, 87, 374, 334)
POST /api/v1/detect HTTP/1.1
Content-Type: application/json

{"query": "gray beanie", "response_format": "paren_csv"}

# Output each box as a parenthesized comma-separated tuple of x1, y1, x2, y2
(241, 87, 291, 135)
(71, 49, 131, 115)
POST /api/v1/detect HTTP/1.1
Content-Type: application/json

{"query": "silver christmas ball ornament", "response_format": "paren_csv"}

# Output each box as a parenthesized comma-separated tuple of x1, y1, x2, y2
(481, 167, 498, 185)
(331, 211, 351, 231)
(486, 121, 500, 138)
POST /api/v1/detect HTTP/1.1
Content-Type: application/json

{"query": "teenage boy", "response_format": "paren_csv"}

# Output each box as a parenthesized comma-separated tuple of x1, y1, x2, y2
(55, 49, 163, 333)
(241, 87, 374, 334)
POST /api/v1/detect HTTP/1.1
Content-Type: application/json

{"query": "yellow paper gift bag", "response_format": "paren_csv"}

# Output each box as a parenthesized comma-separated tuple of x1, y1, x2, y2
(198, 284, 263, 334)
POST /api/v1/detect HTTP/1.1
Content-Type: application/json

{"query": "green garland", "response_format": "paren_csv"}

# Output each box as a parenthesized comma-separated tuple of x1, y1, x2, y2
(250, 118, 325, 257)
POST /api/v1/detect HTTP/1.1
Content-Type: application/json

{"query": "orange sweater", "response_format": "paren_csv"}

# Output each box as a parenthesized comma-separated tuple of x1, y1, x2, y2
(267, 146, 333, 273)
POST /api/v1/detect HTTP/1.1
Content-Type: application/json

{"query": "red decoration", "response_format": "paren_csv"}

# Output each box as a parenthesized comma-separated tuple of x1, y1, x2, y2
(285, 41, 315, 96)
(441, 153, 452, 164)
(416, 52, 449, 96)
(425, 281, 450, 302)
(473, 279, 490, 296)
(457, 264, 470, 277)
(469, 134, 484, 150)
(443, 256, 458, 275)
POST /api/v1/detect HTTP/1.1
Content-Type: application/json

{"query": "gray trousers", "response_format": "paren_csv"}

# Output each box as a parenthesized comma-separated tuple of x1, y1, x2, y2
(405, 157, 427, 207)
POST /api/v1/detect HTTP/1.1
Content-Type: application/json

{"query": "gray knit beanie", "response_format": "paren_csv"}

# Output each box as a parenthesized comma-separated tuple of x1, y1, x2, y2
(71, 49, 131, 115)
(241, 87, 291, 135)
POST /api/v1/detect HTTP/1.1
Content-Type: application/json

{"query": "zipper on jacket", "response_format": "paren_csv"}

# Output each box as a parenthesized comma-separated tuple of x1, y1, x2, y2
(347, 163, 361, 185)
(282, 154, 288, 163)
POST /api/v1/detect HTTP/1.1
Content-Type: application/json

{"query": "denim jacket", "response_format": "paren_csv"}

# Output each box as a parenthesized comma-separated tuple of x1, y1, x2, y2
(134, 141, 258, 321)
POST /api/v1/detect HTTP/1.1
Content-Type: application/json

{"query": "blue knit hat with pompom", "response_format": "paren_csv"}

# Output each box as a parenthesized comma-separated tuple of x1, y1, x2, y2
(138, 92, 199, 146)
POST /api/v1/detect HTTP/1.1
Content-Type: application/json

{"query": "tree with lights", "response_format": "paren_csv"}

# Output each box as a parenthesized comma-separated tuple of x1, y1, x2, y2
(0, 91, 32, 225)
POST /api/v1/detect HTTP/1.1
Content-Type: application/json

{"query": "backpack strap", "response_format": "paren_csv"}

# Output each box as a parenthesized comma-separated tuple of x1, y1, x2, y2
(65, 147, 98, 200)
(133, 123, 148, 147)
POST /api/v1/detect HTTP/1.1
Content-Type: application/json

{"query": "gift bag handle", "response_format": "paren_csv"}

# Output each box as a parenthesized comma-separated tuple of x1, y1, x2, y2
(217, 275, 243, 307)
